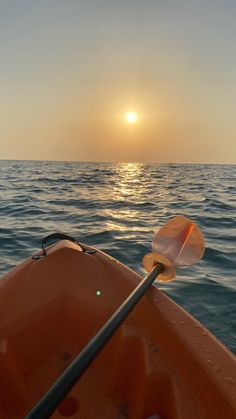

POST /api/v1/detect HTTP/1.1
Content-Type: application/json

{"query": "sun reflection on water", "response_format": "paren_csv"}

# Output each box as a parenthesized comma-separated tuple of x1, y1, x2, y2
(113, 162, 146, 200)
(102, 162, 152, 233)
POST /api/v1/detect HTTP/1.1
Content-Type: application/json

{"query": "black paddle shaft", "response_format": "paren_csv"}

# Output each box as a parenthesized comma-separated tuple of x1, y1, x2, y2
(25, 263, 163, 419)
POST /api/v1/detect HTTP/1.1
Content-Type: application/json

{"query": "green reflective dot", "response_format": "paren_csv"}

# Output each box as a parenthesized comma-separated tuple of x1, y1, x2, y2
(96, 290, 102, 296)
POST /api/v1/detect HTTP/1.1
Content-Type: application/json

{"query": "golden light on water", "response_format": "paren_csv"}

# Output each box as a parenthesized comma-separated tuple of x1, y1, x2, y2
(126, 112, 138, 124)
(113, 162, 146, 207)
(100, 162, 168, 236)
(103, 162, 146, 233)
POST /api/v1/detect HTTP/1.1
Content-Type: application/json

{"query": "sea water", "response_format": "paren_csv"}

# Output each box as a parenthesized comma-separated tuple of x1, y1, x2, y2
(0, 160, 235, 353)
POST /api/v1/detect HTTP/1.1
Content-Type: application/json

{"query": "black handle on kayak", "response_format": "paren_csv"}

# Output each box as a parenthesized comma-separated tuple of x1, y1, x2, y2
(25, 262, 163, 419)
(42, 233, 82, 256)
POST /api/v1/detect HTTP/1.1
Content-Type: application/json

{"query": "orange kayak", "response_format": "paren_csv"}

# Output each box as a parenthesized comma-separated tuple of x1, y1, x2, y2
(0, 239, 235, 419)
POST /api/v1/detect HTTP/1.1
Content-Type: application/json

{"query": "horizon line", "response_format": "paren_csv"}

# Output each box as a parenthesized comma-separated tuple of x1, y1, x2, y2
(0, 158, 235, 166)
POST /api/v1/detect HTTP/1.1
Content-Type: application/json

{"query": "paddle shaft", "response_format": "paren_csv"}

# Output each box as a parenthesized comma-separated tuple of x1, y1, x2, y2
(25, 263, 163, 419)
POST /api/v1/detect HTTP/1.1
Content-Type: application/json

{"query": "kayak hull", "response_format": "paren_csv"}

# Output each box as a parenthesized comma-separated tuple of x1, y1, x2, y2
(0, 240, 235, 418)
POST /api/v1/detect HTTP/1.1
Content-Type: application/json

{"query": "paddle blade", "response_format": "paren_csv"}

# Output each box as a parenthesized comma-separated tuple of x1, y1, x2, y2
(152, 215, 205, 266)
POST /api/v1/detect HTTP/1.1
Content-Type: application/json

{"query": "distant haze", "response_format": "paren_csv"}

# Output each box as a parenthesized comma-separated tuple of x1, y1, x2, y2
(0, 1, 236, 163)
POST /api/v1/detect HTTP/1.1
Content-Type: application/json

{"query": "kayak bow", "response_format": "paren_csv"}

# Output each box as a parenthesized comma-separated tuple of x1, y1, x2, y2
(0, 218, 235, 419)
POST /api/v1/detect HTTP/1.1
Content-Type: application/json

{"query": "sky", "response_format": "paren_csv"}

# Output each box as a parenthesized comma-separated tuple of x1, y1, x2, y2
(0, 0, 236, 163)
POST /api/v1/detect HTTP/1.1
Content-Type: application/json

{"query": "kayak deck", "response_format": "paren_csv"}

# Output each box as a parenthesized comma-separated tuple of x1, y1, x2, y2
(0, 240, 235, 418)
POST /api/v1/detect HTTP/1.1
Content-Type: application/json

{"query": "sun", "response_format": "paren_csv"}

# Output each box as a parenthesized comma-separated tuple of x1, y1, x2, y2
(126, 112, 138, 124)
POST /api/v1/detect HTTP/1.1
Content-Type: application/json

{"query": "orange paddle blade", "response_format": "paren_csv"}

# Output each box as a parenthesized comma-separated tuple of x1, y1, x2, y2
(152, 215, 205, 266)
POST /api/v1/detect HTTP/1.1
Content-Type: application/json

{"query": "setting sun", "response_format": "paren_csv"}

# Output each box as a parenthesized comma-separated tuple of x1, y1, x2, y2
(126, 112, 138, 124)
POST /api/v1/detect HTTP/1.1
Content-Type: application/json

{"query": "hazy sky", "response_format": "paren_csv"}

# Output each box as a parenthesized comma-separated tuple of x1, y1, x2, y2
(0, 0, 236, 163)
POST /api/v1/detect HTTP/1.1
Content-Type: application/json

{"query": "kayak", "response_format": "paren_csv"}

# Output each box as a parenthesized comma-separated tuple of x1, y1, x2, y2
(0, 239, 235, 419)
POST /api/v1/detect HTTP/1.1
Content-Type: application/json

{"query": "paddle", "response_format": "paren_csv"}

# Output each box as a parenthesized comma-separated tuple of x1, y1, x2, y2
(25, 215, 204, 419)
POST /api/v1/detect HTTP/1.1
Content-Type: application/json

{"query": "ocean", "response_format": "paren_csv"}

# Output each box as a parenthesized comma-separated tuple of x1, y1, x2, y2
(0, 160, 235, 354)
